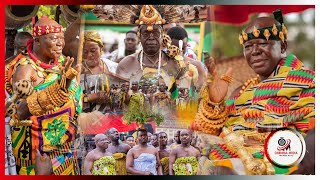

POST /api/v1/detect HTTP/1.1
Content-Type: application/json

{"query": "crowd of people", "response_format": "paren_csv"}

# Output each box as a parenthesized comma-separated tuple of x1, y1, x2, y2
(4, 5, 314, 176)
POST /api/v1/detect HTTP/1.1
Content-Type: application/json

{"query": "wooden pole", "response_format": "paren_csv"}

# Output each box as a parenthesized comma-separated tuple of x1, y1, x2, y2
(76, 10, 85, 84)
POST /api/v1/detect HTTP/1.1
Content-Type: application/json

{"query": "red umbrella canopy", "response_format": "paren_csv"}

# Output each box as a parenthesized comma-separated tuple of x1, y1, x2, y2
(208, 5, 314, 25)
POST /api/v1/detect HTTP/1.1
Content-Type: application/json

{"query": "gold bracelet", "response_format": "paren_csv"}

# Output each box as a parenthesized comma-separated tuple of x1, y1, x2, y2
(65, 67, 78, 80)
(37, 90, 54, 111)
(59, 74, 67, 92)
(26, 92, 45, 116)
(206, 74, 215, 84)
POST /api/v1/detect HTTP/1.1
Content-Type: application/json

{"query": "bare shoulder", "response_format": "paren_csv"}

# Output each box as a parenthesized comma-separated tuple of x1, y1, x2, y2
(116, 53, 139, 75)
(191, 146, 201, 155)
(121, 143, 131, 151)
(127, 146, 137, 155)
(12, 64, 36, 83)
(85, 150, 96, 160)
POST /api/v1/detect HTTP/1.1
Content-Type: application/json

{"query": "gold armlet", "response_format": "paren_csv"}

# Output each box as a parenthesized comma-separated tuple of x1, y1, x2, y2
(26, 92, 45, 116)
(47, 80, 70, 107)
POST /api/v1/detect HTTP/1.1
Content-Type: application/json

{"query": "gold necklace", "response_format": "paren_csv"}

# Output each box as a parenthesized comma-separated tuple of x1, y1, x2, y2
(239, 74, 260, 95)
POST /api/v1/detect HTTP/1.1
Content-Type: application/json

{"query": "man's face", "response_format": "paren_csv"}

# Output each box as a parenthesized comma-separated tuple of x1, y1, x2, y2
(131, 81, 139, 91)
(151, 135, 159, 147)
(126, 137, 135, 147)
(14, 38, 30, 55)
(138, 130, 148, 145)
(174, 131, 181, 144)
(158, 133, 168, 146)
(124, 32, 138, 51)
(139, 25, 162, 55)
(159, 83, 166, 92)
(147, 132, 152, 142)
(83, 41, 101, 68)
(171, 37, 188, 54)
(243, 18, 285, 78)
(38, 32, 65, 59)
(243, 38, 282, 77)
(96, 137, 111, 149)
(180, 130, 191, 145)
(108, 128, 120, 141)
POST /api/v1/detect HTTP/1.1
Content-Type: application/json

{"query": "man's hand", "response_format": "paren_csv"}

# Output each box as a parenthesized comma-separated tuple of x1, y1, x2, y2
(60, 56, 81, 90)
(206, 57, 233, 103)
(35, 150, 52, 175)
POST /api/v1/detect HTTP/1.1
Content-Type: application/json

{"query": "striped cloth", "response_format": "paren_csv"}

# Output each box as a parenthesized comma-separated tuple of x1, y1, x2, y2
(225, 54, 315, 133)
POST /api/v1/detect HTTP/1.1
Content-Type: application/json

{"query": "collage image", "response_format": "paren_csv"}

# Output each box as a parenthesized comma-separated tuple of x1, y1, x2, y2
(4, 4, 315, 176)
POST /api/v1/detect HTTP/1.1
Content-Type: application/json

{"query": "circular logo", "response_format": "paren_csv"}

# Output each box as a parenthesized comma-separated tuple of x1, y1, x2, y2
(264, 128, 306, 168)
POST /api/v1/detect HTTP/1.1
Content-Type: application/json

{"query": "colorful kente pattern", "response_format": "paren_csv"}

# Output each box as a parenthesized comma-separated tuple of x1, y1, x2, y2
(209, 144, 239, 160)
(9, 55, 82, 175)
(225, 54, 315, 132)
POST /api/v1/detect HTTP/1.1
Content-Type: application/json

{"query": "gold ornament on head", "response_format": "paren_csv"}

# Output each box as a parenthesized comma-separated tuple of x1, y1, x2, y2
(135, 5, 166, 31)
(263, 29, 271, 41)
(242, 31, 248, 41)
(253, 26, 260, 38)
(279, 31, 285, 43)
(272, 24, 278, 36)
(282, 24, 288, 37)
(239, 34, 244, 45)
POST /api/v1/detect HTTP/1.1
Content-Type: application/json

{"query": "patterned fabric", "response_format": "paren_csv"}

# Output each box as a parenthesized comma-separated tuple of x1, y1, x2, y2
(173, 156, 198, 175)
(160, 157, 169, 174)
(113, 153, 127, 175)
(8, 55, 82, 175)
(225, 54, 315, 132)
(128, 92, 145, 113)
(32, 25, 63, 37)
(84, 30, 104, 47)
(91, 156, 116, 175)
(133, 153, 157, 175)
(209, 144, 239, 160)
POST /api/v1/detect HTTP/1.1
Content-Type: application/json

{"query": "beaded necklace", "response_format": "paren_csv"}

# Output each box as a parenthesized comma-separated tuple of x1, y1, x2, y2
(239, 75, 261, 95)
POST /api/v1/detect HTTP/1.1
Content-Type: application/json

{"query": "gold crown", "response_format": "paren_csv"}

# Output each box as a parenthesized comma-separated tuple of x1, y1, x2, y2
(135, 5, 166, 31)
(239, 24, 288, 46)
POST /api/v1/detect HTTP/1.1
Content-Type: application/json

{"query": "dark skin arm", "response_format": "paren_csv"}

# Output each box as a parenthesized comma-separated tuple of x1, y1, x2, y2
(116, 56, 136, 79)
(35, 150, 52, 175)
(123, 143, 131, 153)
(169, 148, 177, 175)
(83, 151, 94, 175)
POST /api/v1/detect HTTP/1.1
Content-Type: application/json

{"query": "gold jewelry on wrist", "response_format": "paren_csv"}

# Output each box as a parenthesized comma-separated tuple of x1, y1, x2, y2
(27, 92, 45, 116)
(65, 67, 78, 80)
(37, 90, 54, 111)
(206, 74, 215, 84)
